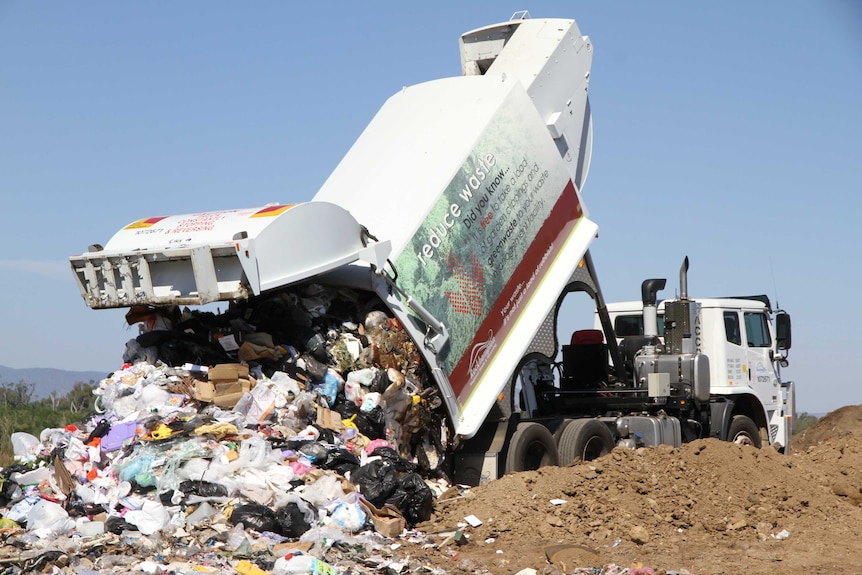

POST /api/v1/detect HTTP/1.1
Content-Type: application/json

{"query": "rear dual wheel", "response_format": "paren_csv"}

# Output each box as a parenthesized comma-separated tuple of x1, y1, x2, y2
(504, 422, 559, 474)
(504, 418, 616, 475)
(557, 419, 615, 465)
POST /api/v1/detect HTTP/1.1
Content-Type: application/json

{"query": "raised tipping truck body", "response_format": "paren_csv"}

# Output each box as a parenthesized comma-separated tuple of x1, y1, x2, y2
(70, 15, 794, 486)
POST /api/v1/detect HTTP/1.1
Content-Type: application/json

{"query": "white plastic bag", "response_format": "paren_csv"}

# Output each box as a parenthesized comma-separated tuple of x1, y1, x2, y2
(124, 499, 170, 535)
(27, 499, 74, 536)
(10, 432, 41, 462)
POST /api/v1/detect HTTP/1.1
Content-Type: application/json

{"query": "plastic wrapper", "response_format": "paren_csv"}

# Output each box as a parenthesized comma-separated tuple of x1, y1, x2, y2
(234, 383, 276, 425)
(298, 473, 344, 507)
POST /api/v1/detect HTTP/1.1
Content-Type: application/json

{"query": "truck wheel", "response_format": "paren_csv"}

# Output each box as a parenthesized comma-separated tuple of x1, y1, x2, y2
(728, 415, 762, 448)
(553, 419, 574, 443)
(504, 423, 559, 474)
(557, 419, 614, 465)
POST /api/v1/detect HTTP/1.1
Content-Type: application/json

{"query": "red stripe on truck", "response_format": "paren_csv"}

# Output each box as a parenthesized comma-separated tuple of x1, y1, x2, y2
(448, 180, 583, 404)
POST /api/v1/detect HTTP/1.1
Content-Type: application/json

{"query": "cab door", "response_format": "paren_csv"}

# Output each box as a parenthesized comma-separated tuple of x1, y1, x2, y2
(741, 310, 781, 409)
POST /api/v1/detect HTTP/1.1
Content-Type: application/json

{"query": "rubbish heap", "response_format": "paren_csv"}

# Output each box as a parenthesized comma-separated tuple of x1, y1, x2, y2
(0, 282, 457, 574)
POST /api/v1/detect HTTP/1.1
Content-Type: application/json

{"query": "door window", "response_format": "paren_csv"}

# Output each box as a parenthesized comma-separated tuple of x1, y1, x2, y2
(744, 312, 772, 348)
(723, 312, 741, 345)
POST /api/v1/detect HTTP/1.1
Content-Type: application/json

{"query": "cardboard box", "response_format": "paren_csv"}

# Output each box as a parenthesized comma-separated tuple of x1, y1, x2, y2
(357, 499, 407, 539)
(195, 375, 253, 408)
(208, 363, 249, 383)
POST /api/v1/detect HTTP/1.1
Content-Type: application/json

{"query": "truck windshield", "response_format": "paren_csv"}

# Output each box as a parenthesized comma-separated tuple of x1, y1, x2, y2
(744, 312, 772, 347)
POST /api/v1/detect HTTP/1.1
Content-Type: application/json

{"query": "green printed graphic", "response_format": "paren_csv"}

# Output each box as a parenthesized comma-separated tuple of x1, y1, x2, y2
(394, 89, 571, 374)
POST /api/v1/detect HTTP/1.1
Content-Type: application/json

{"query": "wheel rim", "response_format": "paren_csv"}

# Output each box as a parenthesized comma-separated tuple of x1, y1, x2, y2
(524, 441, 549, 469)
(733, 432, 754, 446)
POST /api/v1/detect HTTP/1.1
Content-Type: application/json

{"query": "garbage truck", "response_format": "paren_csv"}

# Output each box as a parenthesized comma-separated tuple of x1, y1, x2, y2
(69, 14, 795, 486)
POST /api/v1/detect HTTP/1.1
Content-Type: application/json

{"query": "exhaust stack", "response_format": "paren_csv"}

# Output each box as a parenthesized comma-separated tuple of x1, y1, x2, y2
(641, 278, 666, 339)
(679, 256, 689, 300)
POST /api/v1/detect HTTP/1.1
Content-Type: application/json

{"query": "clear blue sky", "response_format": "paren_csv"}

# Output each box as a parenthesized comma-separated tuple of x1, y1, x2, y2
(1, 1, 860, 414)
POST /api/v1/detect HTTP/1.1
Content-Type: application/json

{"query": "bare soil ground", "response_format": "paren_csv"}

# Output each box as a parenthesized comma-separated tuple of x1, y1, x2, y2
(399, 405, 862, 574)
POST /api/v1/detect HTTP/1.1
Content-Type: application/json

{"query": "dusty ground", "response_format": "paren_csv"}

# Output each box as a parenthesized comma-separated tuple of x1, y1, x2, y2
(396, 405, 862, 575)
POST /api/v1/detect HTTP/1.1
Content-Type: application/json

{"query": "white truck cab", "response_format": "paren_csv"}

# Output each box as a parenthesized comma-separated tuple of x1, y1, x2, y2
(600, 262, 794, 452)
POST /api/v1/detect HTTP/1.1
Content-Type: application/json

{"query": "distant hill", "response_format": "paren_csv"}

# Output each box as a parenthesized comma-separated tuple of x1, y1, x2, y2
(0, 365, 109, 399)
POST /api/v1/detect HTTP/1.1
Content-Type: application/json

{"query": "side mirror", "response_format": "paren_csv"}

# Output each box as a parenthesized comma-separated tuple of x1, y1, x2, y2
(775, 311, 792, 351)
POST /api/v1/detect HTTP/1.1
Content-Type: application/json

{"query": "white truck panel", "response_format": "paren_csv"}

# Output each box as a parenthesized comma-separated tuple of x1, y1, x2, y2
(314, 75, 516, 259)
(460, 18, 593, 192)
(318, 72, 595, 438)
(70, 202, 389, 308)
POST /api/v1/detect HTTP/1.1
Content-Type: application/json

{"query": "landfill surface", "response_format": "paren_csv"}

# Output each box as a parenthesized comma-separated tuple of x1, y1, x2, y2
(1, 283, 861, 574)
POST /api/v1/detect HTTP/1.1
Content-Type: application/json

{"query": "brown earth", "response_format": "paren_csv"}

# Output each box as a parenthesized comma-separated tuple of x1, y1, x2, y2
(395, 405, 862, 575)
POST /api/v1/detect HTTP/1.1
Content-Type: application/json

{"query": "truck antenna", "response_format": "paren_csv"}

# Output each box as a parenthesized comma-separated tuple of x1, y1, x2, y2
(769, 256, 780, 310)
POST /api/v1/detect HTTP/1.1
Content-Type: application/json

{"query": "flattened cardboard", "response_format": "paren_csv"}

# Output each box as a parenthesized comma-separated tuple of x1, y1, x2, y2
(315, 406, 345, 432)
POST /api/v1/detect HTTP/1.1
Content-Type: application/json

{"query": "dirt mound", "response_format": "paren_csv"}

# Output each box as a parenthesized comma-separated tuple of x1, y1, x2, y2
(402, 436, 862, 575)
(792, 404, 862, 452)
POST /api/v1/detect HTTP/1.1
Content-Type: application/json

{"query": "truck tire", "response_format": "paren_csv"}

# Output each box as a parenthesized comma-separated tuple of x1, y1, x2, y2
(504, 422, 559, 474)
(557, 419, 614, 465)
(553, 419, 575, 443)
(728, 415, 762, 448)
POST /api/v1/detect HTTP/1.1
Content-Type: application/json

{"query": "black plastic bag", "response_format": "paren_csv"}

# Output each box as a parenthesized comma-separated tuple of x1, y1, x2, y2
(386, 472, 433, 526)
(179, 480, 229, 498)
(322, 447, 361, 476)
(353, 405, 386, 439)
(106, 515, 132, 534)
(370, 446, 417, 473)
(369, 369, 391, 394)
(314, 425, 336, 444)
(350, 459, 398, 508)
(332, 397, 359, 420)
(229, 503, 278, 533)
(300, 353, 329, 381)
(275, 502, 314, 538)
(86, 419, 111, 443)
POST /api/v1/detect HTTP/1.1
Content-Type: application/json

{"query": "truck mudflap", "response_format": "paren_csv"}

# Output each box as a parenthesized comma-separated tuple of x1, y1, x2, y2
(70, 202, 391, 309)
(770, 380, 795, 452)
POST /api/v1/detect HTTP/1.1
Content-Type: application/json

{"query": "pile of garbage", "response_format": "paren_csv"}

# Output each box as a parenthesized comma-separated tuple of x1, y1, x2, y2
(0, 283, 458, 574)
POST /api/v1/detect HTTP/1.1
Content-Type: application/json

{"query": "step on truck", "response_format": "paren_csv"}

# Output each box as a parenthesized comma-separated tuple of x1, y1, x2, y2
(69, 14, 795, 486)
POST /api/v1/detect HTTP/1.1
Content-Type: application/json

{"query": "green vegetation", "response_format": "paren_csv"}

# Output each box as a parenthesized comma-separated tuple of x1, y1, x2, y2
(793, 411, 819, 435)
(0, 379, 97, 467)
